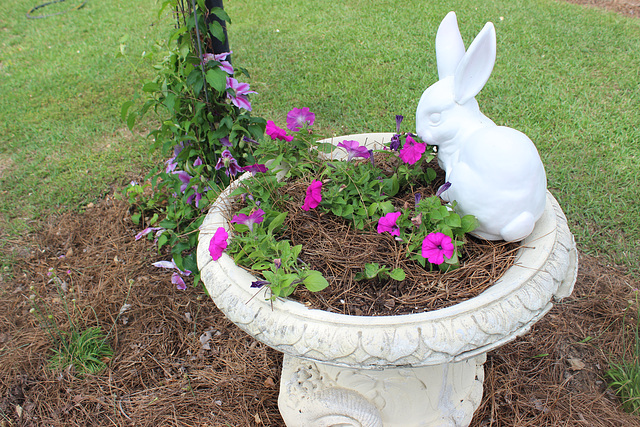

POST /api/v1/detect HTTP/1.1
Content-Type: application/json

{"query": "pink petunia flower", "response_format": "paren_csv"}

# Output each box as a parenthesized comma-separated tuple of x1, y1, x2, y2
(209, 227, 229, 261)
(377, 211, 402, 236)
(231, 208, 265, 232)
(286, 107, 316, 131)
(226, 77, 256, 111)
(301, 180, 323, 211)
(399, 134, 427, 165)
(337, 140, 371, 162)
(265, 120, 294, 142)
(421, 232, 455, 265)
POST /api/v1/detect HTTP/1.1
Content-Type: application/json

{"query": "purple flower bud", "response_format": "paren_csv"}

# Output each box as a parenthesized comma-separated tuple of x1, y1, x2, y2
(395, 115, 404, 134)
(436, 182, 451, 198)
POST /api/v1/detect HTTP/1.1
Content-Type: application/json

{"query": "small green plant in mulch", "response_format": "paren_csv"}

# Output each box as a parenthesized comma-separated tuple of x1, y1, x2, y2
(606, 290, 640, 414)
(28, 269, 114, 376)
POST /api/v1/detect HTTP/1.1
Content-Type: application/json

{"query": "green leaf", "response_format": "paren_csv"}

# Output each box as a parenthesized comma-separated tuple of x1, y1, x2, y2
(210, 7, 231, 23)
(159, 219, 177, 229)
(131, 212, 141, 225)
(461, 215, 478, 233)
(121, 100, 133, 122)
(389, 268, 406, 281)
(142, 82, 160, 92)
(364, 263, 380, 279)
(303, 270, 329, 292)
(445, 214, 461, 228)
(268, 212, 288, 234)
(208, 21, 226, 43)
(205, 67, 228, 93)
(126, 112, 136, 130)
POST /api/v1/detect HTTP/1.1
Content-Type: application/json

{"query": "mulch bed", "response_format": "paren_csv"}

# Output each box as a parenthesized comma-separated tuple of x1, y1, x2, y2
(0, 193, 639, 426)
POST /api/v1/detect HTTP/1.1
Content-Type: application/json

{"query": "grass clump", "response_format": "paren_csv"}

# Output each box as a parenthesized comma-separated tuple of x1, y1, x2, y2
(28, 269, 115, 376)
(606, 291, 640, 414)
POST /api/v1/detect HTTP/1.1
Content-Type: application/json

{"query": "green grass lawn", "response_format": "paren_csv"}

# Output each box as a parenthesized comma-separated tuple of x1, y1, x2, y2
(0, 0, 638, 275)
(0, 0, 166, 240)
(224, 0, 640, 275)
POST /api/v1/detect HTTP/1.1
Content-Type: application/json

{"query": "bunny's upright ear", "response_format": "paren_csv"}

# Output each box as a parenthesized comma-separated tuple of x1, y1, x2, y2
(453, 22, 497, 105)
(435, 11, 466, 80)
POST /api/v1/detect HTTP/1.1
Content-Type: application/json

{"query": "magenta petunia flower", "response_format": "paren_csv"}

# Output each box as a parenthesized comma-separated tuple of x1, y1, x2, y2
(421, 232, 455, 265)
(336, 140, 371, 162)
(265, 120, 294, 142)
(226, 77, 256, 111)
(286, 107, 316, 131)
(209, 227, 229, 261)
(241, 163, 268, 175)
(377, 211, 402, 236)
(301, 180, 323, 211)
(231, 208, 265, 232)
(399, 134, 427, 165)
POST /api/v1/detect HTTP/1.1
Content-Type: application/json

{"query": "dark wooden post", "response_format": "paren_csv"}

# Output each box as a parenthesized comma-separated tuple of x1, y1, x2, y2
(205, 0, 230, 54)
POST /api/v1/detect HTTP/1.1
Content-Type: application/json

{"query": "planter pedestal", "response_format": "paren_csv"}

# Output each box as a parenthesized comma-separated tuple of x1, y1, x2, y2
(279, 353, 485, 427)
(197, 133, 578, 427)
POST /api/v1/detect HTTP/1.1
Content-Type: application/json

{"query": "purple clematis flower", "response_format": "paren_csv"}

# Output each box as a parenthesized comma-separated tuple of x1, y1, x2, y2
(377, 211, 402, 236)
(152, 258, 192, 290)
(266, 120, 294, 142)
(215, 150, 242, 176)
(242, 163, 268, 175)
(231, 208, 265, 232)
(202, 51, 234, 74)
(421, 232, 455, 265)
(226, 77, 256, 111)
(176, 171, 192, 193)
(337, 140, 371, 162)
(220, 136, 232, 147)
(209, 227, 229, 261)
(193, 157, 203, 167)
(301, 180, 323, 211)
(286, 107, 316, 131)
(135, 227, 164, 241)
(399, 134, 427, 165)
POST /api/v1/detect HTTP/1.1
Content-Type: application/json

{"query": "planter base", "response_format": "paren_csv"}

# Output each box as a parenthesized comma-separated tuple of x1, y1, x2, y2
(279, 354, 485, 427)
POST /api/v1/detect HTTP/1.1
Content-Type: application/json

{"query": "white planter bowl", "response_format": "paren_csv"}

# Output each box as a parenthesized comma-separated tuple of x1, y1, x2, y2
(197, 133, 578, 427)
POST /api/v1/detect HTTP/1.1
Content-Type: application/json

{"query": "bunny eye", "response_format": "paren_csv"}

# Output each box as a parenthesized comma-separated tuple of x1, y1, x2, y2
(429, 113, 441, 124)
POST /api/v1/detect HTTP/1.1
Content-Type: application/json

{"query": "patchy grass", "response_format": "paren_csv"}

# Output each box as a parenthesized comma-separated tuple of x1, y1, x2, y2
(225, 0, 640, 274)
(0, 0, 168, 238)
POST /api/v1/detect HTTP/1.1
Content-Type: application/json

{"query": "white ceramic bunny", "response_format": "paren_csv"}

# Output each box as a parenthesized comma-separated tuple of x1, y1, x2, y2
(416, 11, 547, 242)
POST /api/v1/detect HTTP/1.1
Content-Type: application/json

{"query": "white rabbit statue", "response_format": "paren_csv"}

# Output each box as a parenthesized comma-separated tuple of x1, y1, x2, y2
(416, 11, 547, 242)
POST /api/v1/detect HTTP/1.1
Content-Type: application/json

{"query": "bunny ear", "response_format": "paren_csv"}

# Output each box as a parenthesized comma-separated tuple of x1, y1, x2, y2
(436, 12, 466, 79)
(453, 22, 496, 105)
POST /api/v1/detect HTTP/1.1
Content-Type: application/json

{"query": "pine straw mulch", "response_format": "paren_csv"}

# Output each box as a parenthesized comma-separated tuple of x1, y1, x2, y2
(0, 193, 638, 426)
(278, 177, 519, 316)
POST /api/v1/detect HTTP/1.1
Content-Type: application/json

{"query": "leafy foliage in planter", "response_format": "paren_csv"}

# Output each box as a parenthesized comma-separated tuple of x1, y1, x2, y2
(223, 111, 477, 299)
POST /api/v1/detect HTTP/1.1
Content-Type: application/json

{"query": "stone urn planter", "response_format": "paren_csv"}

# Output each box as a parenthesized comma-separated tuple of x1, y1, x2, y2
(197, 133, 578, 426)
